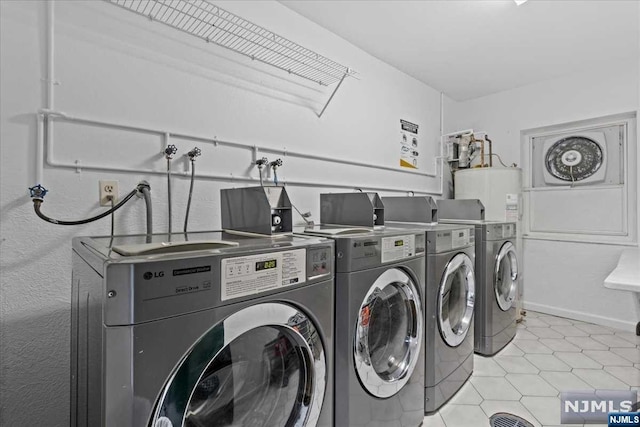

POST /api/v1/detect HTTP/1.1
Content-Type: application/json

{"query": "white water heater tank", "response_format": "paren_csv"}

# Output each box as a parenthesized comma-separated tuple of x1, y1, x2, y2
(454, 168, 522, 222)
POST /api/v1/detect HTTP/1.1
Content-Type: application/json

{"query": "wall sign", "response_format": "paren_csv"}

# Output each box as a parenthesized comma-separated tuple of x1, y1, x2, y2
(400, 119, 419, 169)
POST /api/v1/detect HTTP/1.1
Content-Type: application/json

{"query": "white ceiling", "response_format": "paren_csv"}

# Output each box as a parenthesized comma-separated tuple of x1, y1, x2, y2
(280, 0, 639, 101)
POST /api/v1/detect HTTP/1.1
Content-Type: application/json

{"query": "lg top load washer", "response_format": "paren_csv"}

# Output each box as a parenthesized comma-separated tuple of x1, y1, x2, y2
(437, 199, 519, 355)
(71, 231, 335, 427)
(299, 225, 426, 427)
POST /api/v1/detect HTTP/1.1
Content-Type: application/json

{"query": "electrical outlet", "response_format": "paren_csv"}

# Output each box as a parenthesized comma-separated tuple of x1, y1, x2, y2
(99, 180, 119, 206)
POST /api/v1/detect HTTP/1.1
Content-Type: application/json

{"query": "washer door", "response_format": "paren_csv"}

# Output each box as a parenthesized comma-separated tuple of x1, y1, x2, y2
(150, 303, 325, 427)
(438, 253, 475, 347)
(495, 242, 518, 311)
(354, 268, 423, 398)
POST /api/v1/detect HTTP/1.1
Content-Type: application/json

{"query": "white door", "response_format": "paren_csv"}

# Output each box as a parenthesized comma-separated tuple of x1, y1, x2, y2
(353, 268, 423, 398)
(438, 253, 475, 347)
(151, 303, 326, 427)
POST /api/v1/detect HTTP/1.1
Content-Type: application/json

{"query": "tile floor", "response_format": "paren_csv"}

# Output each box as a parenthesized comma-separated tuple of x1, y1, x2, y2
(423, 311, 639, 427)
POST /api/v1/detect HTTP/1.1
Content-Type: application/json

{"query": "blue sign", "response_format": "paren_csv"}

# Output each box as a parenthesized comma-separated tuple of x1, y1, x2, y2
(608, 412, 640, 427)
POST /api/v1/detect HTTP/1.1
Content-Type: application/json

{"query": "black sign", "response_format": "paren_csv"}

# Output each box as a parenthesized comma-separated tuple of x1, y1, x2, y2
(400, 119, 419, 135)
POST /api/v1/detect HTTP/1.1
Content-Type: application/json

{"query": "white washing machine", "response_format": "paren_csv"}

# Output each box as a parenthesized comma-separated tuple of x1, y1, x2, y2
(71, 231, 335, 427)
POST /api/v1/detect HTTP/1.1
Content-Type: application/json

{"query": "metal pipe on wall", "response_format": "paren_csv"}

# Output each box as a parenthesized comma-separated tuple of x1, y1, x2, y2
(39, 152, 438, 195)
(37, 1, 56, 187)
(46, 1, 55, 111)
(39, 110, 438, 179)
(438, 92, 445, 196)
(36, 110, 445, 195)
(35, 113, 44, 186)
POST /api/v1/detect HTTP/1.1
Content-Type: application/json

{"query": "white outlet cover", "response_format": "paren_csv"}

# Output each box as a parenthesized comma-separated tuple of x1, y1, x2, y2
(99, 180, 119, 206)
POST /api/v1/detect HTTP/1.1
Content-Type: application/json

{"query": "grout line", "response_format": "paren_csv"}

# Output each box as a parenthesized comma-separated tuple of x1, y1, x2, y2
(475, 311, 636, 426)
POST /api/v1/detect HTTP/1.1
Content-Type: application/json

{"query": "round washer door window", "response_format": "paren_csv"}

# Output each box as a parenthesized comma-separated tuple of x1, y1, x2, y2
(495, 242, 518, 311)
(354, 268, 423, 398)
(438, 253, 475, 347)
(150, 303, 326, 427)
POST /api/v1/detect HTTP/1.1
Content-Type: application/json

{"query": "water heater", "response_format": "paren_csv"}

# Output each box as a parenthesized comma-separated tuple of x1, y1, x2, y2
(454, 168, 522, 222)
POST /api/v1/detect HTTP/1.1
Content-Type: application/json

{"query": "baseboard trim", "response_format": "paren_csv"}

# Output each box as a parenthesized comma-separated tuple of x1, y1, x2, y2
(522, 301, 636, 332)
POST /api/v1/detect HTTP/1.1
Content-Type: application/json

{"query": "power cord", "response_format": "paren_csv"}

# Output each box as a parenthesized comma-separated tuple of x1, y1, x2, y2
(29, 183, 146, 226)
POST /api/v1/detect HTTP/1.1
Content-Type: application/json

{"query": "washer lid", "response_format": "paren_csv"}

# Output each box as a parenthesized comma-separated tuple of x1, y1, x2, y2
(545, 136, 604, 182)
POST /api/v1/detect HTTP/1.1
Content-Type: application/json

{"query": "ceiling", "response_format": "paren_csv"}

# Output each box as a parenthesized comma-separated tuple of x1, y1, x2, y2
(280, 1, 639, 101)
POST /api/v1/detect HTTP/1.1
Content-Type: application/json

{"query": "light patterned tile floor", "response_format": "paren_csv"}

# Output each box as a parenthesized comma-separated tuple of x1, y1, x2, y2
(423, 311, 639, 427)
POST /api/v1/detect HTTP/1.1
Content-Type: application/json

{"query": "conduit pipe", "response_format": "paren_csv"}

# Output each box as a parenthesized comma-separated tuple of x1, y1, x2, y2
(38, 110, 437, 178)
(36, 110, 444, 195)
(35, 113, 44, 186)
(47, 1, 55, 110)
(35, 1, 56, 187)
(486, 135, 493, 167)
(437, 92, 445, 196)
(37, 151, 435, 194)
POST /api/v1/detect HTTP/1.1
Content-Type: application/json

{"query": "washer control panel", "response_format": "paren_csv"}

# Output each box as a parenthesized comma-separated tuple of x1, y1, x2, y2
(335, 232, 424, 272)
(435, 227, 475, 252)
(486, 223, 517, 240)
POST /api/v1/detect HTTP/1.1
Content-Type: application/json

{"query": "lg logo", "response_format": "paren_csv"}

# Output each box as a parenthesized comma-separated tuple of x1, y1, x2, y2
(143, 271, 164, 280)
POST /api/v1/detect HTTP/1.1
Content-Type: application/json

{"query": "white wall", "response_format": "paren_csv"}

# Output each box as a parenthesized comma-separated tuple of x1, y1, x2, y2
(447, 61, 639, 331)
(0, 1, 447, 425)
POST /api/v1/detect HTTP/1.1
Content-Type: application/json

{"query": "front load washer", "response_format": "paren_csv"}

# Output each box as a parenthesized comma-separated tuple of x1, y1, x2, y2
(382, 196, 476, 413)
(71, 231, 334, 427)
(446, 221, 518, 355)
(438, 199, 519, 356)
(388, 222, 476, 413)
(477, 222, 518, 354)
(299, 225, 426, 427)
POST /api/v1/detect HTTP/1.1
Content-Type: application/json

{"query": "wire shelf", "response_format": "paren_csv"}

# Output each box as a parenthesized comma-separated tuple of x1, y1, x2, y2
(107, 0, 356, 86)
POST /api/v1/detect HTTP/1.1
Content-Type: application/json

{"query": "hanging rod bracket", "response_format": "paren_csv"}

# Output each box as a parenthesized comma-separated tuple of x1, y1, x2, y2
(318, 72, 348, 118)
